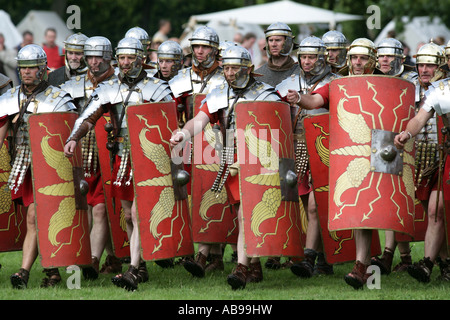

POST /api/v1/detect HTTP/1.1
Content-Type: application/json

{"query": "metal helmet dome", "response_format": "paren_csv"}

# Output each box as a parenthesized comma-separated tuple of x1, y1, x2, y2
(64, 33, 88, 53)
(125, 27, 151, 46)
(16, 44, 47, 67)
(414, 42, 445, 66)
(84, 36, 113, 61)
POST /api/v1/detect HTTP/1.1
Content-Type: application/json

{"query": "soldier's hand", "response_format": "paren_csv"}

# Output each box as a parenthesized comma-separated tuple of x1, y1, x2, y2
(287, 89, 300, 106)
(394, 131, 411, 149)
(170, 131, 185, 147)
(64, 140, 77, 158)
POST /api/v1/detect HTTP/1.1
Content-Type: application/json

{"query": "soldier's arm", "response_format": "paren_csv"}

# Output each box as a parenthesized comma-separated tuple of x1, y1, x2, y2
(170, 111, 210, 147)
(394, 107, 433, 149)
(0, 117, 9, 147)
(298, 93, 325, 110)
(287, 89, 326, 110)
(64, 97, 107, 158)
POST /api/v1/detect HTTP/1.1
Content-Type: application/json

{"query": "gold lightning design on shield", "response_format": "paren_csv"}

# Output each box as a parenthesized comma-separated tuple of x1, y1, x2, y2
(331, 84, 414, 224)
(244, 110, 300, 247)
(39, 121, 86, 257)
(135, 112, 186, 252)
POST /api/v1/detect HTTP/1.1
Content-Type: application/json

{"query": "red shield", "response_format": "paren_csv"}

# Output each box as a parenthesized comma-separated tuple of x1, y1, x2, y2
(329, 76, 415, 236)
(191, 94, 238, 244)
(28, 112, 91, 268)
(304, 113, 380, 263)
(235, 101, 304, 258)
(95, 115, 130, 258)
(127, 101, 194, 261)
(0, 141, 26, 252)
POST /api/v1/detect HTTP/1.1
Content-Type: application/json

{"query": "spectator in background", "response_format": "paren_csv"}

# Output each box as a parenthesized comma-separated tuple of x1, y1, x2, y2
(42, 28, 64, 70)
(256, 37, 268, 68)
(233, 32, 243, 44)
(401, 41, 414, 67)
(433, 36, 445, 46)
(152, 19, 171, 45)
(17, 31, 34, 51)
(241, 32, 257, 60)
(0, 33, 19, 85)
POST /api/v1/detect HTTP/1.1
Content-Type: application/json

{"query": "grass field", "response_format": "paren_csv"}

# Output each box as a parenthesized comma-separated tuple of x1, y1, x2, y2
(0, 231, 449, 304)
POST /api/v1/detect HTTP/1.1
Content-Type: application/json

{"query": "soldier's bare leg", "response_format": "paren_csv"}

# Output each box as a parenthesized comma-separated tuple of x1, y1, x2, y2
(22, 203, 39, 270)
(408, 190, 445, 283)
(90, 202, 108, 260)
(111, 199, 144, 291)
(423, 190, 445, 261)
(11, 204, 38, 288)
(344, 229, 372, 289)
(227, 205, 248, 289)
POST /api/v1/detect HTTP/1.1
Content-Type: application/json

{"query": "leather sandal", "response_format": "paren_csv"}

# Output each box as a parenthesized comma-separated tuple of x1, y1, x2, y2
(264, 257, 281, 270)
(137, 261, 149, 283)
(184, 252, 207, 278)
(205, 254, 224, 272)
(11, 268, 30, 289)
(100, 255, 122, 274)
(371, 247, 394, 275)
(83, 256, 100, 280)
(344, 260, 370, 290)
(227, 263, 249, 290)
(41, 268, 62, 288)
(408, 257, 433, 283)
(111, 265, 139, 291)
(246, 261, 263, 283)
(392, 251, 412, 272)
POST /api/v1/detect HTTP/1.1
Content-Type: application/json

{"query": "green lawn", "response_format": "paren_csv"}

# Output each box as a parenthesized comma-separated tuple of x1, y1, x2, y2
(0, 232, 449, 302)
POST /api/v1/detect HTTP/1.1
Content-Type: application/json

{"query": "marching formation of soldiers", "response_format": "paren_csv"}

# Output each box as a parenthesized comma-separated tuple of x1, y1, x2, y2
(0, 20, 449, 293)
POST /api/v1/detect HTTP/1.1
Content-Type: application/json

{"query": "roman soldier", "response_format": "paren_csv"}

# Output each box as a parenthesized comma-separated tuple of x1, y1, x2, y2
(277, 36, 340, 278)
(0, 44, 76, 288)
(64, 37, 173, 291)
(170, 44, 284, 290)
(395, 42, 450, 283)
(371, 38, 420, 275)
(168, 26, 227, 278)
(60, 36, 122, 279)
(255, 22, 300, 270)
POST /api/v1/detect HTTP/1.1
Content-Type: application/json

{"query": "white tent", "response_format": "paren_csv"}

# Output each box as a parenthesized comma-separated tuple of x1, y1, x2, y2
(17, 10, 74, 48)
(374, 16, 450, 55)
(192, 0, 363, 28)
(0, 10, 22, 49)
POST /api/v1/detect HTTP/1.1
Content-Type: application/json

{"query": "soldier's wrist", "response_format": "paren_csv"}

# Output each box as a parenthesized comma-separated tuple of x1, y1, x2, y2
(401, 131, 412, 140)
(177, 130, 186, 141)
(296, 93, 302, 104)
